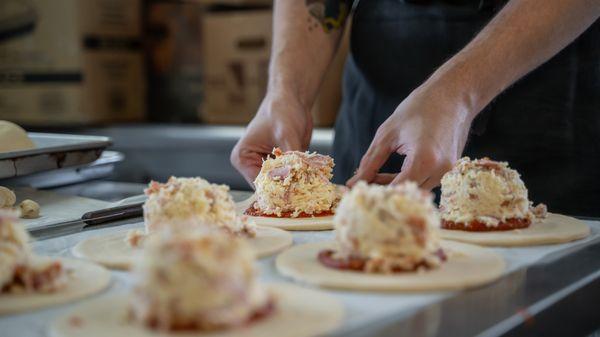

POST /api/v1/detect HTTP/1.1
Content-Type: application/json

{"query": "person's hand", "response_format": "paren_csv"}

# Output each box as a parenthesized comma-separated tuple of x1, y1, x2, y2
(231, 92, 313, 187)
(347, 85, 475, 190)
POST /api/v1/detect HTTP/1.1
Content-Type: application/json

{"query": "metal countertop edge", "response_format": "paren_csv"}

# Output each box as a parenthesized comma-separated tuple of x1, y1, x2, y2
(333, 238, 600, 337)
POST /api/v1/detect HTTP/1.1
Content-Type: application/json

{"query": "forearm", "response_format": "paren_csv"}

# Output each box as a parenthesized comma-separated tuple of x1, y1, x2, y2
(424, 0, 600, 119)
(268, 0, 348, 112)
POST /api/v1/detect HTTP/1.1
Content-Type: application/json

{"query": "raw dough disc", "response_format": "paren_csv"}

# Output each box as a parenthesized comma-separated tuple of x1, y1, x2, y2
(440, 213, 590, 247)
(0, 257, 111, 315)
(72, 226, 293, 269)
(246, 215, 334, 231)
(50, 283, 343, 337)
(0, 120, 35, 152)
(276, 241, 505, 291)
(236, 196, 334, 231)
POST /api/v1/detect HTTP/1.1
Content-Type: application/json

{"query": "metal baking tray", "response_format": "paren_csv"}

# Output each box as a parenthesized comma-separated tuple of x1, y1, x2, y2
(0, 133, 112, 179)
(0, 150, 123, 188)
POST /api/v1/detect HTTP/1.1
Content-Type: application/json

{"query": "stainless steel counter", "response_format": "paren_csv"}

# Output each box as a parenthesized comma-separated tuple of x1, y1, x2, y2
(7, 124, 599, 336)
(19, 180, 600, 337)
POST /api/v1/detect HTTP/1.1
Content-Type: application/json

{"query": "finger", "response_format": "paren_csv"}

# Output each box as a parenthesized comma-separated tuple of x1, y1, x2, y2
(347, 137, 395, 187)
(420, 170, 445, 190)
(420, 158, 453, 190)
(391, 154, 429, 186)
(240, 165, 261, 189)
(231, 145, 266, 189)
(372, 173, 397, 185)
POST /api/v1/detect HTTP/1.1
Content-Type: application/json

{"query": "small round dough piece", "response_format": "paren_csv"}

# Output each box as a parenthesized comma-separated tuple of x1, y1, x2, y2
(50, 283, 343, 337)
(0, 186, 16, 208)
(439, 213, 590, 247)
(237, 196, 334, 231)
(0, 257, 111, 315)
(0, 121, 35, 152)
(19, 199, 40, 219)
(276, 241, 505, 291)
(247, 215, 334, 231)
(72, 226, 293, 270)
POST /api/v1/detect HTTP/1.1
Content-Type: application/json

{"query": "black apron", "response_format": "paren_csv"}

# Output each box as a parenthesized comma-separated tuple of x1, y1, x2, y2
(333, 0, 600, 217)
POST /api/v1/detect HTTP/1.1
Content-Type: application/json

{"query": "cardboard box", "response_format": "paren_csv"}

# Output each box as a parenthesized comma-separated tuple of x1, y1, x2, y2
(0, 0, 145, 126)
(146, 1, 204, 122)
(200, 9, 271, 124)
(200, 9, 347, 126)
(189, 0, 272, 7)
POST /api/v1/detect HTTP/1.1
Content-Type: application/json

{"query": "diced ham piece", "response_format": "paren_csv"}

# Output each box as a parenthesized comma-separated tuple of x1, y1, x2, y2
(305, 154, 332, 169)
(268, 166, 291, 179)
(531, 203, 548, 219)
(476, 158, 503, 171)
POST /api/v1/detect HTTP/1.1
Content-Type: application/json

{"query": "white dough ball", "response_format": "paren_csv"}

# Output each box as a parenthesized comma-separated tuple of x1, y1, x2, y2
(0, 121, 35, 153)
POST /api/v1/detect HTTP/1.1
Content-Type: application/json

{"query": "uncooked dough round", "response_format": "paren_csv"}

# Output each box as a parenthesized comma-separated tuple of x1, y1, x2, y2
(276, 241, 505, 291)
(0, 120, 35, 152)
(73, 226, 293, 270)
(439, 213, 590, 247)
(0, 257, 111, 315)
(246, 215, 334, 231)
(50, 283, 343, 337)
(236, 196, 334, 231)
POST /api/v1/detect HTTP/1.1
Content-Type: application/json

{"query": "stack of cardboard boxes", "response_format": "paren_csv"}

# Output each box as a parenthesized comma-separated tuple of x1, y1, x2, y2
(146, 1, 204, 122)
(0, 0, 346, 127)
(200, 3, 349, 126)
(0, 0, 145, 126)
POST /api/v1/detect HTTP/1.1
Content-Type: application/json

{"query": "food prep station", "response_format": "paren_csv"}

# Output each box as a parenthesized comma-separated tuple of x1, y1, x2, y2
(0, 126, 599, 337)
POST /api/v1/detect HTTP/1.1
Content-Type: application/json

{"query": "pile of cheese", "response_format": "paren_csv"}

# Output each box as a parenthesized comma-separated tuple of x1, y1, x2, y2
(440, 157, 546, 227)
(0, 212, 64, 293)
(142, 176, 255, 237)
(253, 148, 337, 217)
(129, 230, 270, 330)
(334, 182, 444, 273)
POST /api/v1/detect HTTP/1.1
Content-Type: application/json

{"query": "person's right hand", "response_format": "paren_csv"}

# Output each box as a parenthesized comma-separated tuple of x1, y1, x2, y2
(230, 92, 313, 187)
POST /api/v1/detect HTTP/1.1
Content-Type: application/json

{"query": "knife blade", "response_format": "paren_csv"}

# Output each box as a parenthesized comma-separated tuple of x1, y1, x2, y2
(29, 202, 144, 239)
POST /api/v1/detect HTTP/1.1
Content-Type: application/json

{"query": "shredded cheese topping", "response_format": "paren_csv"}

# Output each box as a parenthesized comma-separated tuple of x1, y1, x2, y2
(142, 176, 255, 237)
(440, 157, 547, 227)
(253, 148, 337, 217)
(0, 212, 65, 293)
(334, 182, 444, 273)
(129, 230, 269, 331)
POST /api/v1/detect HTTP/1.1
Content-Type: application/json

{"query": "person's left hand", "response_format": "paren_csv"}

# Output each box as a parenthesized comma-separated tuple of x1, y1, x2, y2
(346, 84, 476, 190)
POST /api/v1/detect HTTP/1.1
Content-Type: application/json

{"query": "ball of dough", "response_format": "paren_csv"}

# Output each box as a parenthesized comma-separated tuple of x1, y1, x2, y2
(0, 186, 16, 208)
(0, 121, 35, 153)
(19, 199, 40, 219)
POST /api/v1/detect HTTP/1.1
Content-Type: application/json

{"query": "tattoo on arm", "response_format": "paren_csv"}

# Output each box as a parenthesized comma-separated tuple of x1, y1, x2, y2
(306, 0, 351, 32)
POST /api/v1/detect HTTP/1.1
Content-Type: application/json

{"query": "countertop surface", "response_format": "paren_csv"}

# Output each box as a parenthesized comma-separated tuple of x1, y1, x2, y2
(1, 181, 599, 337)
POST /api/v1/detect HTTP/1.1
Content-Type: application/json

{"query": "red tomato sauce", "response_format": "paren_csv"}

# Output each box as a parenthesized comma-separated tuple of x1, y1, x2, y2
(244, 202, 334, 218)
(442, 218, 530, 231)
(317, 249, 446, 273)
(142, 299, 275, 332)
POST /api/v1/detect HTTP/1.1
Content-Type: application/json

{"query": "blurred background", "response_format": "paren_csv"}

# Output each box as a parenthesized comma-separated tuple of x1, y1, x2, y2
(0, 0, 349, 191)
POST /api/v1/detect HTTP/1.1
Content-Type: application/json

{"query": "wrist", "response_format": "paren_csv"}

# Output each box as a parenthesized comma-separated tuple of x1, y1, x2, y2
(267, 66, 318, 114)
(261, 90, 313, 121)
(420, 60, 498, 122)
(263, 85, 312, 116)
